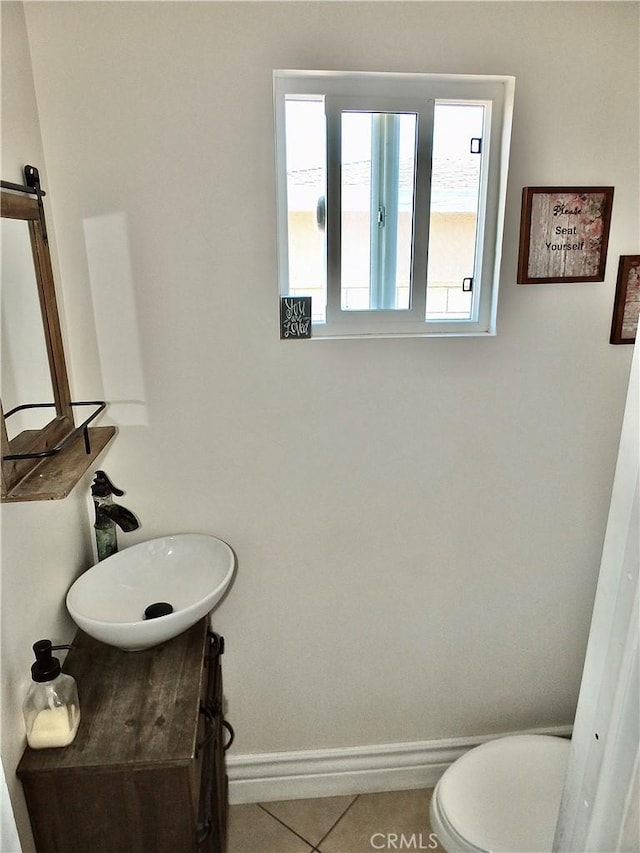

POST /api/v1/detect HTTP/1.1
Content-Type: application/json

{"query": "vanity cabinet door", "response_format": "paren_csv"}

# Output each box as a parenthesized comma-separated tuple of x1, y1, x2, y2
(198, 631, 229, 853)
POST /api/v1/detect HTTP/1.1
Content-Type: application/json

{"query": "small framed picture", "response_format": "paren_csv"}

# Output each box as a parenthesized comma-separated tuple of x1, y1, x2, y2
(517, 186, 614, 284)
(280, 296, 312, 339)
(610, 255, 640, 345)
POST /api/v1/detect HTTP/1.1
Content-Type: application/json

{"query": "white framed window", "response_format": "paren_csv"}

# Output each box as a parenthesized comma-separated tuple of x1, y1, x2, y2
(274, 70, 515, 338)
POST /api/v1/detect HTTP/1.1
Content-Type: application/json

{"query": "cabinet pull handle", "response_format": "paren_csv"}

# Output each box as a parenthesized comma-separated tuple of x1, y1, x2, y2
(223, 719, 235, 751)
(196, 704, 215, 757)
(196, 816, 213, 847)
(206, 630, 225, 659)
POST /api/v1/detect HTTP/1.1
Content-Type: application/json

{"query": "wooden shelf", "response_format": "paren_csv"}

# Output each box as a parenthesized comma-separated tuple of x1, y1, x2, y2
(2, 426, 116, 502)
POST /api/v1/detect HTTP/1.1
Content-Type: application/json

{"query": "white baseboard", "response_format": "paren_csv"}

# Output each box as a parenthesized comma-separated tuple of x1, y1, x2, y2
(227, 723, 572, 804)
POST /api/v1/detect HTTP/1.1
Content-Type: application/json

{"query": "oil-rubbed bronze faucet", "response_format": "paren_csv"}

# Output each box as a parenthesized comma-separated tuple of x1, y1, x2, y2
(91, 471, 139, 561)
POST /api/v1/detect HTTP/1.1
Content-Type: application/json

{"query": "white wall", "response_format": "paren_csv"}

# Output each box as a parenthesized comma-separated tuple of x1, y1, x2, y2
(8, 0, 637, 805)
(0, 4, 105, 850)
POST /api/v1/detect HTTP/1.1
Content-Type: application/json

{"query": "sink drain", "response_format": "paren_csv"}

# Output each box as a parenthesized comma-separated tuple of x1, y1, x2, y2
(144, 602, 174, 620)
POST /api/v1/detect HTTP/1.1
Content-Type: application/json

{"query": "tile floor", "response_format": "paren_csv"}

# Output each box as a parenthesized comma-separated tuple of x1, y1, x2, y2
(228, 788, 444, 853)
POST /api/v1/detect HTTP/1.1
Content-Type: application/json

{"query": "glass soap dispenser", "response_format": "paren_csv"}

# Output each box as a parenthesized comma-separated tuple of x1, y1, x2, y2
(23, 640, 80, 749)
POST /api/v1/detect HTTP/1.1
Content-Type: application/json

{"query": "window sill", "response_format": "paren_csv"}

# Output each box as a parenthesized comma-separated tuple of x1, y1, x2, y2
(2, 426, 116, 502)
(305, 327, 497, 340)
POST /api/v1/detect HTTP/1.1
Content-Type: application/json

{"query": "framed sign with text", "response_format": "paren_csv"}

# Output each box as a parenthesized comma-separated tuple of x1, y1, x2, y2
(280, 296, 312, 339)
(610, 255, 640, 345)
(517, 186, 614, 284)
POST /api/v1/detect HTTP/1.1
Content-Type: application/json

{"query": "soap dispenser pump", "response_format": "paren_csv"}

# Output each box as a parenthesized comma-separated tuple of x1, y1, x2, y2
(23, 640, 80, 749)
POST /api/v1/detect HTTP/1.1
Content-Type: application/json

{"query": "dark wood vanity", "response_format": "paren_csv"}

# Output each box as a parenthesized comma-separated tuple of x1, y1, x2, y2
(17, 619, 229, 853)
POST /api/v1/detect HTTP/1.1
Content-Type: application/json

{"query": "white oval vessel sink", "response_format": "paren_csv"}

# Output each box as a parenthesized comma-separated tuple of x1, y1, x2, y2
(66, 534, 235, 651)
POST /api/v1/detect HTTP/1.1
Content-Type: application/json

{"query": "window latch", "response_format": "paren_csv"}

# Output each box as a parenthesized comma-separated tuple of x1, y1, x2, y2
(377, 205, 386, 227)
(470, 138, 482, 154)
(462, 277, 474, 292)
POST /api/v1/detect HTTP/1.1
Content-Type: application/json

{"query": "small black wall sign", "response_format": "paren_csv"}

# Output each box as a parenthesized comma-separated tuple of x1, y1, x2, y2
(280, 296, 312, 339)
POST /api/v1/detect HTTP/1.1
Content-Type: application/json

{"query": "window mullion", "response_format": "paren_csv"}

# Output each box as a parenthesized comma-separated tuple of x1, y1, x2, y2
(411, 99, 434, 321)
(324, 98, 342, 325)
(471, 101, 492, 326)
(370, 113, 401, 310)
(273, 80, 290, 301)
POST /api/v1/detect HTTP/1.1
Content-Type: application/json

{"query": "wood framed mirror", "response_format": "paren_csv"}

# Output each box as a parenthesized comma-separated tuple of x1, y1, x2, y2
(1, 166, 115, 501)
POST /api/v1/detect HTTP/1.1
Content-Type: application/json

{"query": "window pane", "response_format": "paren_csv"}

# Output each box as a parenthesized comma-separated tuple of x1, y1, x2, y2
(284, 97, 326, 323)
(341, 111, 417, 311)
(341, 112, 372, 310)
(426, 103, 484, 320)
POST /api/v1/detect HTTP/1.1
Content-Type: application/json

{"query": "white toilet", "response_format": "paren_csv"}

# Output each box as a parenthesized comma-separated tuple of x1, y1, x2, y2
(430, 734, 570, 852)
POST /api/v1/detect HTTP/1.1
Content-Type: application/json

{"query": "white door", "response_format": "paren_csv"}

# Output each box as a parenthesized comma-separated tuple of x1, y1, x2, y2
(554, 342, 639, 852)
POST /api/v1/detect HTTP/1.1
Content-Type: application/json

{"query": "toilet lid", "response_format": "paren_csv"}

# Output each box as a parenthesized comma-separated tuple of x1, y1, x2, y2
(438, 735, 570, 853)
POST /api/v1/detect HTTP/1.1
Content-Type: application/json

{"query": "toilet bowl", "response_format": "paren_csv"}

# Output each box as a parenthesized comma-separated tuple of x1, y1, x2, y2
(430, 735, 570, 852)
